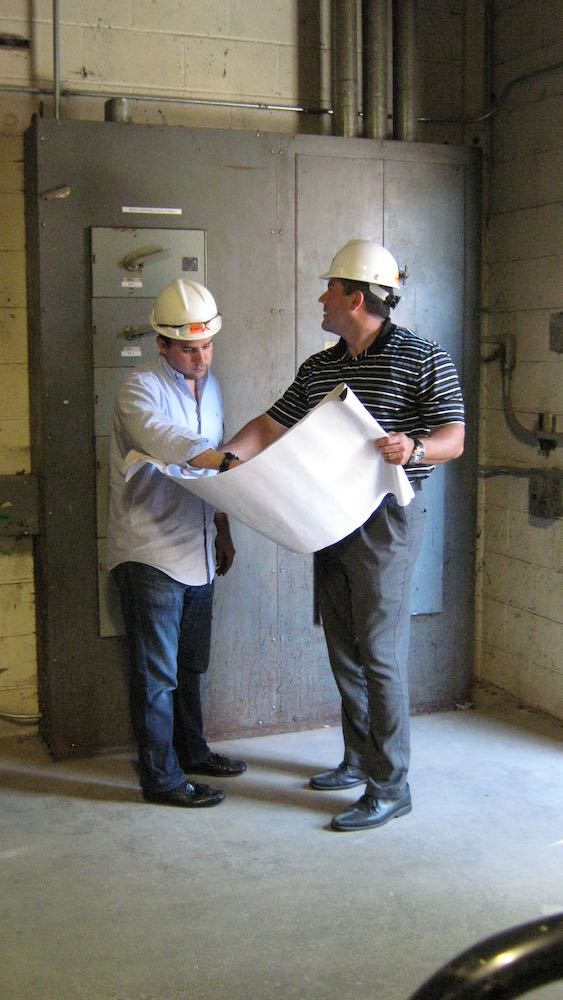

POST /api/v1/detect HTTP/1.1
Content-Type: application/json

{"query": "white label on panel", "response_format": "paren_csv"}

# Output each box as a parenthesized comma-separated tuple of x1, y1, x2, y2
(121, 206, 183, 215)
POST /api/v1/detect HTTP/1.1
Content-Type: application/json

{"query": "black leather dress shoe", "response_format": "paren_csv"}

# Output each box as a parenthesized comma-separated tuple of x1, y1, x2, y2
(309, 761, 367, 790)
(331, 786, 412, 831)
(183, 752, 247, 777)
(143, 780, 225, 807)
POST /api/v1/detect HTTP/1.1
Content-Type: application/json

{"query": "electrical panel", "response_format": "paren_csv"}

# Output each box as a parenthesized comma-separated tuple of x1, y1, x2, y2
(91, 227, 206, 636)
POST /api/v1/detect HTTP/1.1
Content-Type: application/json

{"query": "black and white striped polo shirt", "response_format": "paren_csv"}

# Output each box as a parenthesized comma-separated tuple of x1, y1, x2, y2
(267, 320, 465, 481)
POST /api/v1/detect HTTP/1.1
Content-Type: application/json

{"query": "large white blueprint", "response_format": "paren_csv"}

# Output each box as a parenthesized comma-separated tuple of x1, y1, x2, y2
(123, 383, 414, 554)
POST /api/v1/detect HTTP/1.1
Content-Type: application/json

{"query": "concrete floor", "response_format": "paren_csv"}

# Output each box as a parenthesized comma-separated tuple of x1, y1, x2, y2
(1, 686, 562, 1000)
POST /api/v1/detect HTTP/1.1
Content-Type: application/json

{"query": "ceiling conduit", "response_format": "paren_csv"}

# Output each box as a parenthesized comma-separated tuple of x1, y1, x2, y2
(331, 0, 359, 137)
(392, 0, 418, 141)
(362, 0, 391, 139)
(53, 0, 60, 120)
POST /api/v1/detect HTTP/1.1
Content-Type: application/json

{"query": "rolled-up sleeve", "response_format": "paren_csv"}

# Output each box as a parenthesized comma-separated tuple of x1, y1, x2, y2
(115, 372, 214, 465)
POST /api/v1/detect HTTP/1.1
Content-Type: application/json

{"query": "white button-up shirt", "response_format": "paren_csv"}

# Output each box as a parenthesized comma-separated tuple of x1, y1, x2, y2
(106, 354, 224, 585)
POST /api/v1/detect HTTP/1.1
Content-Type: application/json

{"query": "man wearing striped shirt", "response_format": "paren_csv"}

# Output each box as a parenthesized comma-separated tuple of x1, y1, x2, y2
(226, 240, 465, 831)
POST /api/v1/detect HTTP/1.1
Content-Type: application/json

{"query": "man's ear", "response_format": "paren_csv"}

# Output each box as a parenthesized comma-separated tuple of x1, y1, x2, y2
(349, 289, 365, 313)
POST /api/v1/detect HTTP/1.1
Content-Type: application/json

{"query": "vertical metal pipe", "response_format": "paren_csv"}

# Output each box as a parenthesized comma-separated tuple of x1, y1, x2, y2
(362, 0, 390, 139)
(319, 0, 333, 135)
(53, 0, 61, 120)
(331, 0, 359, 137)
(392, 0, 418, 141)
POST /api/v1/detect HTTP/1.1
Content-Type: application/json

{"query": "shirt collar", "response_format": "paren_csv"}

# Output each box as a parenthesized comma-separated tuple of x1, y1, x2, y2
(339, 319, 396, 360)
(159, 354, 209, 390)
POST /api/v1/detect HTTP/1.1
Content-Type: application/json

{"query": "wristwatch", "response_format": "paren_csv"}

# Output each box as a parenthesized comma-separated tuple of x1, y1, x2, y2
(407, 438, 425, 466)
(218, 451, 239, 473)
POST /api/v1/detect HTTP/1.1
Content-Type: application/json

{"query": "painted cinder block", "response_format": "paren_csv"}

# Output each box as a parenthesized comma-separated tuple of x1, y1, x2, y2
(133, 0, 228, 36)
(510, 358, 563, 414)
(0, 192, 24, 250)
(231, 0, 317, 47)
(183, 36, 280, 97)
(506, 606, 562, 674)
(494, 95, 563, 163)
(489, 257, 562, 312)
(0, 538, 34, 585)
(26, 21, 85, 85)
(479, 642, 532, 704)
(0, 307, 28, 365)
(0, 136, 22, 164)
(483, 475, 529, 514)
(481, 550, 562, 622)
(0, 251, 26, 308)
(528, 662, 563, 718)
(483, 409, 544, 467)
(0, 581, 35, 637)
(483, 505, 509, 555)
(481, 595, 508, 649)
(494, 0, 543, 64)
(0, 419, 30, 475)
(0, 365, 29, 421)
(0, 19, 31, 84)
(508, 509, 562, 571)
(0, 634, 37, 691)
(32, 0, 132, 29)
(0, 160, 23, 191)
(0, 683, 38, 718)
(489, 205, 560, 264)
(279, 44, 321, 105)
(513, 311, 555, 363)
(84, 26, 184, 90)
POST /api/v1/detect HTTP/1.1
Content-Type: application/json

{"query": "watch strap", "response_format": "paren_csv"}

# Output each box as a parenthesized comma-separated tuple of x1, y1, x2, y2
(218, 451, 239, 473)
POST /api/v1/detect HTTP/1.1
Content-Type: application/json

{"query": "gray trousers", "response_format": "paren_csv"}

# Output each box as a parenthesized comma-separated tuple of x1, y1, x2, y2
(315, 488, 426, 800)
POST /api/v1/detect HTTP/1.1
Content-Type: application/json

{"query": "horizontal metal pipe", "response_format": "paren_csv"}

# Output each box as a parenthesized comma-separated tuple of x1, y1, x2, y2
(0, 83, 332, 116)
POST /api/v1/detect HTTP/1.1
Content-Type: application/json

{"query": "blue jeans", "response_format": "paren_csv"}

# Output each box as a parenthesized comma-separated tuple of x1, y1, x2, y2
(315, 489, 426, 800)
(112, 562, 214, 794)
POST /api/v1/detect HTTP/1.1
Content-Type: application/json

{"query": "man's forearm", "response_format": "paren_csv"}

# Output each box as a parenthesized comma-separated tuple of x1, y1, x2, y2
(224, 413, 286, 461)
(421, 422, 465, 464)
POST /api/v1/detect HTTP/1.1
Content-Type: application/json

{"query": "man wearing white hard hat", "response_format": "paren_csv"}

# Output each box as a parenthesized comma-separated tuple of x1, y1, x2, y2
(107, 278, 246, 808)
(226, 240, 465, 832)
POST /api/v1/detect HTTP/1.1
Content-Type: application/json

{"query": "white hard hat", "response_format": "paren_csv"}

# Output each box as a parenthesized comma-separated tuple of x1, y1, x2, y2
(320, 240, 402, 302)
(149, 278, 222, 340)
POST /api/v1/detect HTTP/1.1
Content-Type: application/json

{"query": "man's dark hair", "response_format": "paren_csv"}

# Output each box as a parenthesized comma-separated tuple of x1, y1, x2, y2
(340, 278, 392, 319)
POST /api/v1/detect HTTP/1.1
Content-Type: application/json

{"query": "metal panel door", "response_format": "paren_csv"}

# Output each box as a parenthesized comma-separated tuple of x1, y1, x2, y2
(295, 149, 447, 614)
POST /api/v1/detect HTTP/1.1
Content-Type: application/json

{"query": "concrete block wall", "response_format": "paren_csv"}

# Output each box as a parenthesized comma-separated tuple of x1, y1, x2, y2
(0, 135, 38, 733)
(477, 0, 563, 718)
